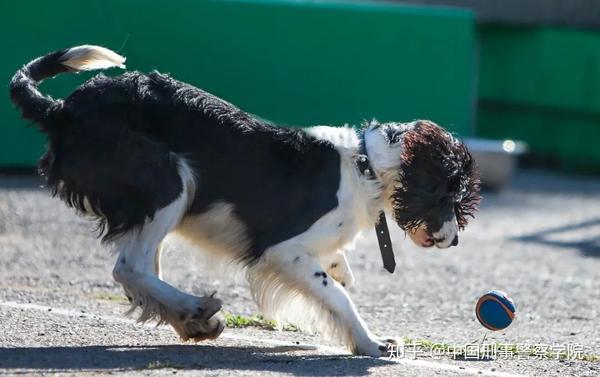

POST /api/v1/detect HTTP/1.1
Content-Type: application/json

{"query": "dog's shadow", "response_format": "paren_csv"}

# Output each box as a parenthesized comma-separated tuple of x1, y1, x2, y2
(0, 344, 392, 376)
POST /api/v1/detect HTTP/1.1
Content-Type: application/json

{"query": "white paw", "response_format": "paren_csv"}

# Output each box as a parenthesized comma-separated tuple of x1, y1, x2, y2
(170, 295, 225, 342)
(354, 335, 400, 357)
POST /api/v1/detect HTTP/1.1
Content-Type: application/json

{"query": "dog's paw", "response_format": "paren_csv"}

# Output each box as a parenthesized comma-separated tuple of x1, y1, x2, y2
(170, 295, 225, 342)
(173, 311, 225, 342)
(354, 335, 400, 357)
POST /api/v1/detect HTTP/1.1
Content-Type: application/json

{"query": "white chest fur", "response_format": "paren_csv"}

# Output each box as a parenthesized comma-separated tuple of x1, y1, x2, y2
(290, 126, 384, 257)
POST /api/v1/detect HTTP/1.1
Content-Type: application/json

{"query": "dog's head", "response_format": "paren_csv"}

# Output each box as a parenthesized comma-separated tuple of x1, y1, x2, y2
(366, 120, 480, 248)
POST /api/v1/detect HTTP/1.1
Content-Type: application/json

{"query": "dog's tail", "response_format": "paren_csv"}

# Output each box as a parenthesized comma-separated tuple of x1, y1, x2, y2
(9, 45, 126, 131)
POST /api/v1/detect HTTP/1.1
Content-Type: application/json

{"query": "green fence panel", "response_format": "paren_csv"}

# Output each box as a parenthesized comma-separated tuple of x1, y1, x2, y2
(1, 0, 475, 167)
(480, 25, 600, 113)
(478, 24, 600, 173)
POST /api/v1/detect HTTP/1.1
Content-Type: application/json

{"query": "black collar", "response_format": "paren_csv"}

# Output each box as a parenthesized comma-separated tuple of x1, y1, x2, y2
(356, 132, 396, 274)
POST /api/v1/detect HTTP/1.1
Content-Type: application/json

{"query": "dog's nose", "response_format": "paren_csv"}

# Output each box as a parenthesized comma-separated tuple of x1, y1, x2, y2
(451, 235, 459, 246)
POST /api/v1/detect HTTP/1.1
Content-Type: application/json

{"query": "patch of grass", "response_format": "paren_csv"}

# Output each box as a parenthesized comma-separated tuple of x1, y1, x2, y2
(223, 312, 276, 330)
(581, 354, 600, 363)
(93, 292, 126, 302)
(401, 337, 600, 363)
(223, 312, 298, 332)
(282, 322, 300, 332)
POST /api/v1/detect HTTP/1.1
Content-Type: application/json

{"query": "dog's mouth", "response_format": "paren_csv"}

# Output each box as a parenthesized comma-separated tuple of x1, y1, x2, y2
(407, 226, 459, 248)
(407, 227, 435, 248)
(422, 237, 435, 248)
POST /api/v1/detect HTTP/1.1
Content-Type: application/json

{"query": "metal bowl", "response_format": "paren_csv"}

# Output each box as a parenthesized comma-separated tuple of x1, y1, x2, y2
(464, 138, 528, 191)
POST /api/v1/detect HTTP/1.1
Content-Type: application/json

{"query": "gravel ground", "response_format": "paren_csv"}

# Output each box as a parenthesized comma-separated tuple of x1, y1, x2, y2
(1, 169, 599, 376)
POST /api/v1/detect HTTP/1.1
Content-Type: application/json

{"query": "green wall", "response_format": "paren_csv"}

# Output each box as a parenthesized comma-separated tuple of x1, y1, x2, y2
(0, 0, 475, 167)
(477, 25, 600, 173)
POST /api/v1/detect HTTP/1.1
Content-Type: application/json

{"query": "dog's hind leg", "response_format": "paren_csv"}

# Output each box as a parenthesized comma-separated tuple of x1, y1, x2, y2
(112, 161, 225, 342)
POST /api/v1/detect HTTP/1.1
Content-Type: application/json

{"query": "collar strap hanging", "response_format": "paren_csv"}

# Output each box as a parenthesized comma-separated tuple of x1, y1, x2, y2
(356, 134, 396, 274)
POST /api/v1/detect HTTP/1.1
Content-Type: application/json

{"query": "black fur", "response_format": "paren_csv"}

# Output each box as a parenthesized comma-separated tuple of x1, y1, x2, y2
(10, 49, 71, 127)
(10, 49, 340, 261)
(10, 47, 480, 261)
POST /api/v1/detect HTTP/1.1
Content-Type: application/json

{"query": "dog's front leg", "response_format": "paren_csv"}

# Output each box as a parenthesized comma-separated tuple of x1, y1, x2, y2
(323, 249, 355, 288)
(255, 248, 397, 357)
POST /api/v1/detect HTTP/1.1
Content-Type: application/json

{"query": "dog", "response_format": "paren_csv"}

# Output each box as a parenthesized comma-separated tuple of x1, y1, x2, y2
(10, 45, 480, 356)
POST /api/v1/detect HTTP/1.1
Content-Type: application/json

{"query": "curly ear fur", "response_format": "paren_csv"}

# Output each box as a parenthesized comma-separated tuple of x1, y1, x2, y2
(391, 120, 481, 233)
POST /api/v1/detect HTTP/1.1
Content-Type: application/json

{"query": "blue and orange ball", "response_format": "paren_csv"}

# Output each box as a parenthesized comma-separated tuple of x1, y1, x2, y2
(475, 290, 516, 331)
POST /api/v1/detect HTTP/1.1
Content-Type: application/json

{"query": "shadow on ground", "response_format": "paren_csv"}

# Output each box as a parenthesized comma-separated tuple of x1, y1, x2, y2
(0, 344, 393, 376)
(512, 218, 600, 257)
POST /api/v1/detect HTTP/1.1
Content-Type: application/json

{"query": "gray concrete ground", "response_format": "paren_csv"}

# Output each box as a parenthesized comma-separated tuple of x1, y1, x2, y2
(1, 169, 599, 376)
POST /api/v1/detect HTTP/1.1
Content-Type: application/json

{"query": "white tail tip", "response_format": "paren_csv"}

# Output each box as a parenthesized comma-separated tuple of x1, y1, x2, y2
(61, 45, 126, 71)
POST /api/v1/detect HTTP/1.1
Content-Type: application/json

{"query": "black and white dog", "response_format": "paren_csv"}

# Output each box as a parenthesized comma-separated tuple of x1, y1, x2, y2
(10, 45, 480, 356)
